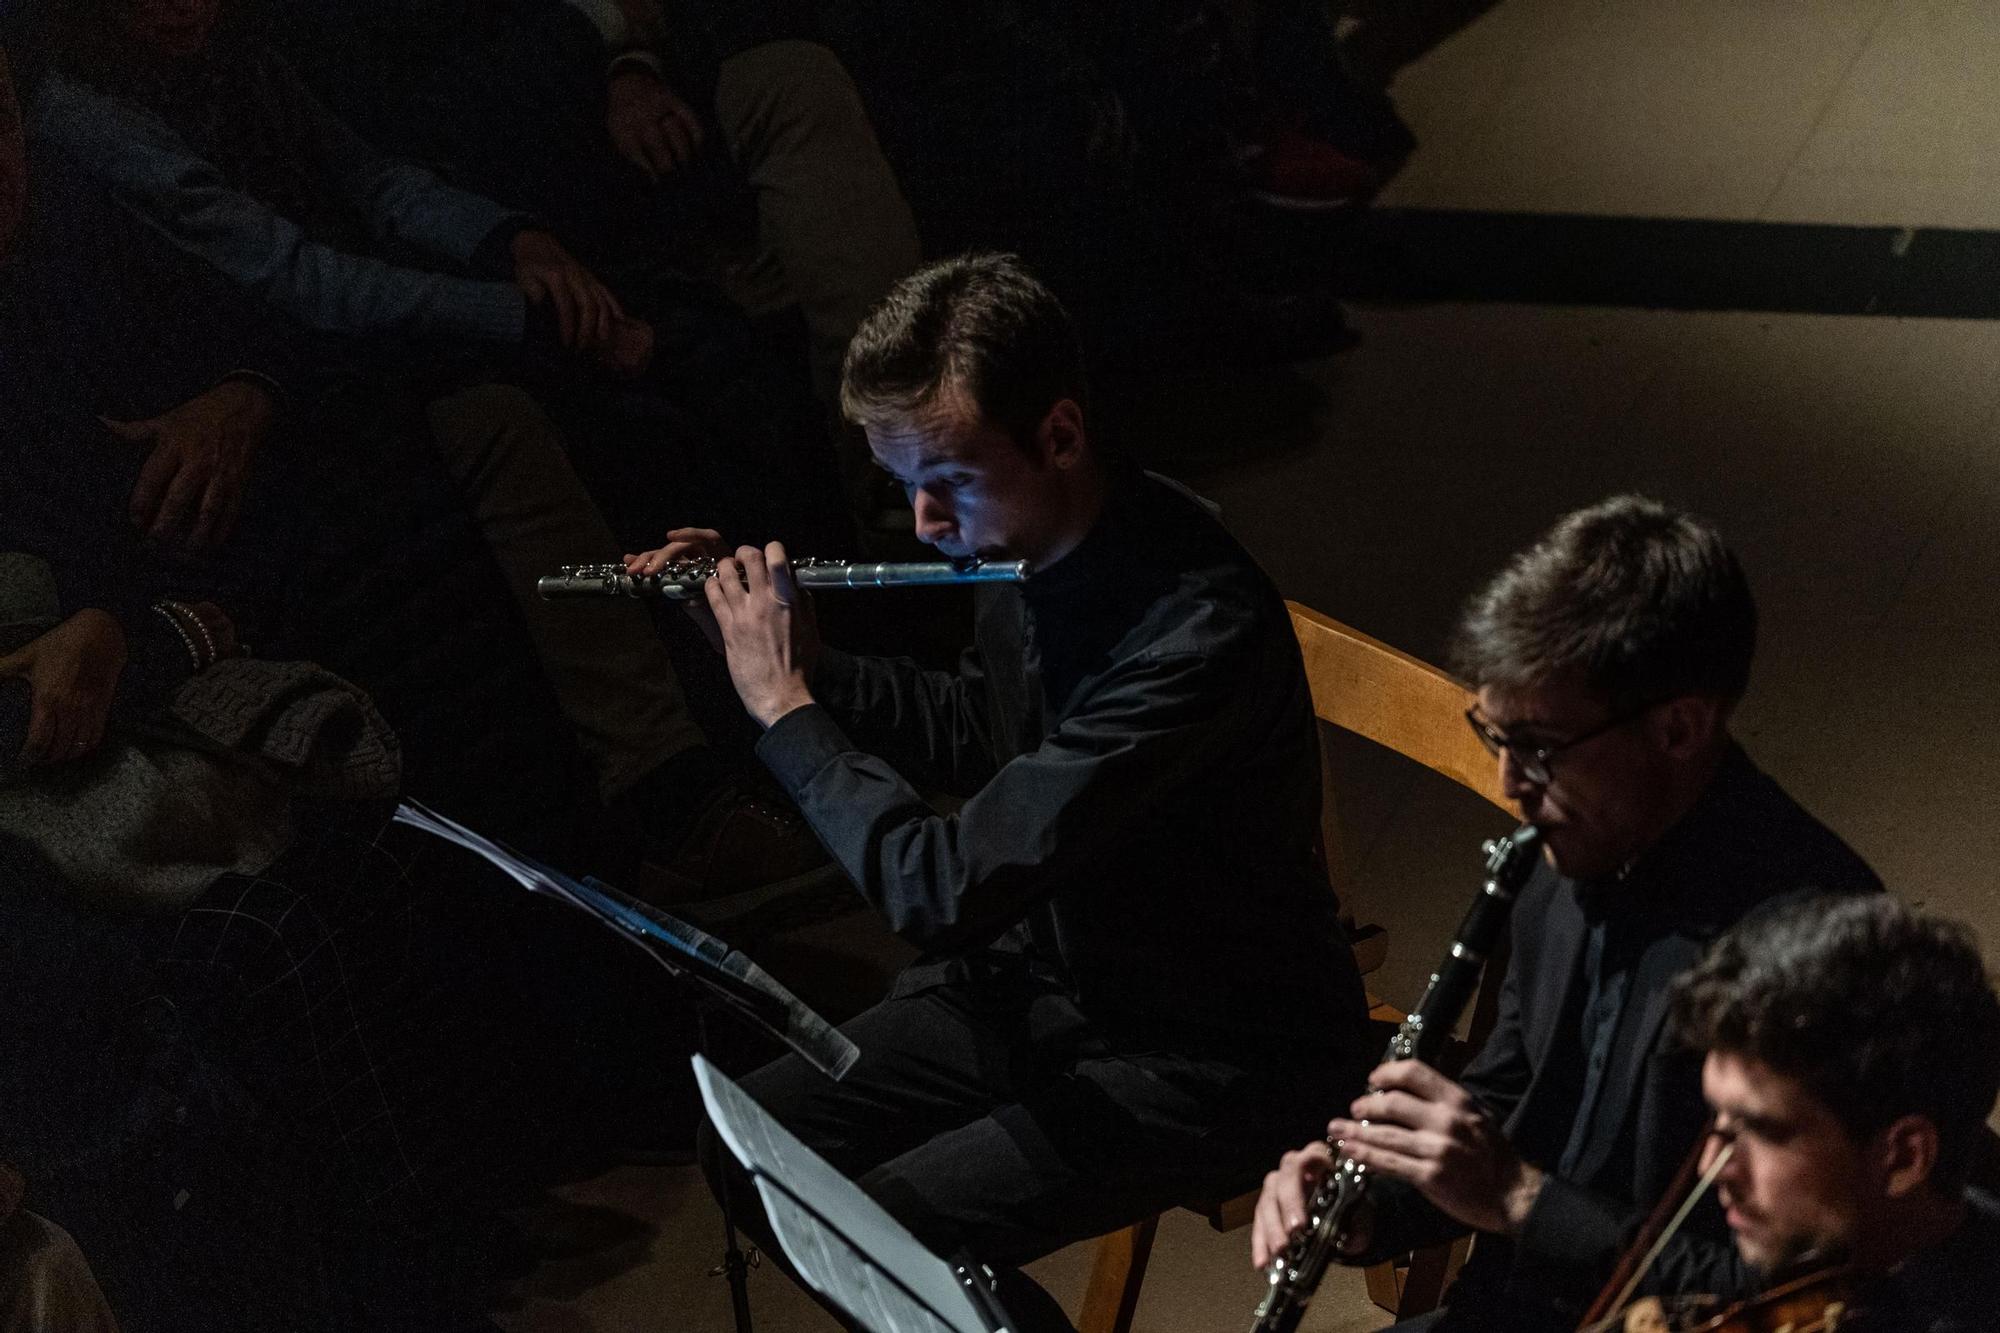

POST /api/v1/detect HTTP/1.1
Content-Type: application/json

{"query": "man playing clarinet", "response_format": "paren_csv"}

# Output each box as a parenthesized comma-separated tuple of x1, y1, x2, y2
(1251, 496, 1883, 1331)
(641, 252, 1376, 1332)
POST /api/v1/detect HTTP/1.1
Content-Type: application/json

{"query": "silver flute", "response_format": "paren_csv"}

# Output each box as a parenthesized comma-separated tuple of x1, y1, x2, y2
(537, 557, 1029, 601)
(1250, 824, 1544, 1333)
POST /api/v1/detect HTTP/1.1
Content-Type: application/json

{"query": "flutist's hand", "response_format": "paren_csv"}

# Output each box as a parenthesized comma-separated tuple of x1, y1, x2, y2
(1250, 1142, 1375, 1268)
(707, 542, 819, 728)
(1325, 1060, 1543, 1238)
(623, 527, 727, 575)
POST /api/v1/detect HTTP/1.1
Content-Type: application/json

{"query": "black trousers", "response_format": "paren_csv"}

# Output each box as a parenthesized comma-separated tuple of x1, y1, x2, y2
(699, 967, 1366, 1333)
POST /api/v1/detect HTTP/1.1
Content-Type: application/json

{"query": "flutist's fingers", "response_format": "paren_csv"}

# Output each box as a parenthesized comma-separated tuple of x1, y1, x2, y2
(707, 545, 818, 728)
(623, 527, 726, 574)
(734, 544, 771, 599)
(709, 554, 749, 611)
(766, 541, 798, 607)
(704, 566, 731, 624)
(661, 527, 726, 562)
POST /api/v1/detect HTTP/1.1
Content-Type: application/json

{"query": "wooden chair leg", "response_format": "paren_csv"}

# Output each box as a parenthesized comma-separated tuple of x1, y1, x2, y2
(1077, 1214, 1161, 1333)
(1396, 1236, 1469, 1319)
(1365, 1256, 1402, 1313)
(1397, 1242, 1452, 1318)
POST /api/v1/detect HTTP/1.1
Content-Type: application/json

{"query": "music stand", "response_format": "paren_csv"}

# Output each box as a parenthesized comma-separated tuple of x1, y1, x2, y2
(695, 1057, 1018, 1333)
(393, 802, 859, 1331)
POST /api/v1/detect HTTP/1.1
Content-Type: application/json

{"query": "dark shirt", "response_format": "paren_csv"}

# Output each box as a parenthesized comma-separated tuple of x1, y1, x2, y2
(755, 469, 1369, 1067)
(1355, 743, 1883, 1330)
(1555, 910, 1643, 1179)
(1849, 1192, 2000, 1333)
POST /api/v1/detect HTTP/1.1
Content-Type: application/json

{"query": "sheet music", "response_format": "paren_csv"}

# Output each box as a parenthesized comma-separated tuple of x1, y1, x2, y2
(759, 1184, 964, 1333)
(694, 1058, 1006, 1333)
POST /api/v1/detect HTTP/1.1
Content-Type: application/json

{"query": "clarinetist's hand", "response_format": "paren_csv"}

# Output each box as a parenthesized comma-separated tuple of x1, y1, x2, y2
(707, 542, 819, 728)
(1325, 1060, 1544, 1238)
(1251, 1142, 1376, 1268)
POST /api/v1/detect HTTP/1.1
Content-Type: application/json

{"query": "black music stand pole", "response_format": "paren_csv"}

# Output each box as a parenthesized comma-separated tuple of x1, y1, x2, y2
(698, 1003, 758, 1333)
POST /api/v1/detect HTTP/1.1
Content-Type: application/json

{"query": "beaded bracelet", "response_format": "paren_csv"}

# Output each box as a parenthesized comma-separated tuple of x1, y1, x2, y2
(179, 603, 217, 665)
(151, 600, 205, 673)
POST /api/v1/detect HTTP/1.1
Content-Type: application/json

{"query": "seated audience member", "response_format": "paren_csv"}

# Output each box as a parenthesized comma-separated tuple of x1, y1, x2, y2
(639, 0, 1355, 368)
(0, 1164, 119, 1333)
(17, 0, 848, 552)
(0, 54, 818, 893)
(659, 254, 1376, 1333)
(1650, 894, 2000, 1331)
(0, 532, 649, 1332)
(0, 70, 726, 1325)
(263, 0, 920, 417)
(1250, 495, 1883, 1331)
(1222, 0, 1417, 208)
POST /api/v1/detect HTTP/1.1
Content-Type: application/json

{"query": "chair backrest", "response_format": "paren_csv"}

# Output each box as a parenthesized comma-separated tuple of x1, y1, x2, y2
(1288, 601, 1511, 813)
(1289, 602, 1517, 1032)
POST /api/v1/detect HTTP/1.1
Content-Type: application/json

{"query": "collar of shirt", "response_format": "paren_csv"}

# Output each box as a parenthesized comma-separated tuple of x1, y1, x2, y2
(1572, 740, 1759, 933)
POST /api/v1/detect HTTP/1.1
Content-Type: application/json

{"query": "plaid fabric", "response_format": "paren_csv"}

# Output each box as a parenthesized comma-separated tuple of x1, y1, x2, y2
(3, 807, 683, 1330)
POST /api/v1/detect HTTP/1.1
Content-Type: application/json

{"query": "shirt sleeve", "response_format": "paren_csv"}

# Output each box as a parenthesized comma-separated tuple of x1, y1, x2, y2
(562, 0, 669, 61)
(757, 646, 1243, 951)
(31, 72, 528, 345)
(1515, 1175, 1754, 1313)
(811, 646, 998, 796)
(279, 56, 528, 272)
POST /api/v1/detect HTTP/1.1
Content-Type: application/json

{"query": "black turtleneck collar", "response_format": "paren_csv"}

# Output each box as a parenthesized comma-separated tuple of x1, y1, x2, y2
(1018, 464, 1147, 605)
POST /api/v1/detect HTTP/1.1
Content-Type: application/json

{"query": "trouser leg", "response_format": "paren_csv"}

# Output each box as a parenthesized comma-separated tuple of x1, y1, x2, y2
(711, 40, 921, 411)
(700, 982, 1350, 1333)
(425, 383, 705, 801)
(698, 983, 1051, 1329)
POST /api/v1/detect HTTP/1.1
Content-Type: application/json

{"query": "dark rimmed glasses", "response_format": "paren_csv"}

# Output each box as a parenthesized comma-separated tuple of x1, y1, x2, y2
(1463, 700, 1659, 787)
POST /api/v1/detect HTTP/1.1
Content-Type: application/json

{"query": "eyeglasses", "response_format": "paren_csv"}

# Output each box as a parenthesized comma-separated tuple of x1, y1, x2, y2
(1463, 700, 1659, 787)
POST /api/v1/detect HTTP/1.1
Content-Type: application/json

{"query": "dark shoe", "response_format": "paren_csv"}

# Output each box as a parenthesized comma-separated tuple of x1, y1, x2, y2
(632, 778, 832, 907)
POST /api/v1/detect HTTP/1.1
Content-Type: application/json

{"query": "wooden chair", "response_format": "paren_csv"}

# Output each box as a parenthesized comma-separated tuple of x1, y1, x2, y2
(1076, 603, 1514, 1333)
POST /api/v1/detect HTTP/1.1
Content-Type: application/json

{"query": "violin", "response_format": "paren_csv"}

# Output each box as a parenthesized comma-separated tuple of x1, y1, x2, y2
(1611, 1267, 1855, 1333)
(1578, 1128, 1858, 1333)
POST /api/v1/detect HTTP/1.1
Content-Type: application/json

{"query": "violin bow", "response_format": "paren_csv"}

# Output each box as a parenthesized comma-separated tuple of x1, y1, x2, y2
(1577, 1134, 1735, 1333)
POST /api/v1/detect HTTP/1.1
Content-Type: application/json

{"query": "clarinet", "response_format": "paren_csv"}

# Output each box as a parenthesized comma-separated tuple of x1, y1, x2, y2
(1250, 824, 1544, 1333)
(536, 557, 1030, 602)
